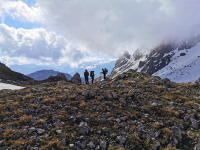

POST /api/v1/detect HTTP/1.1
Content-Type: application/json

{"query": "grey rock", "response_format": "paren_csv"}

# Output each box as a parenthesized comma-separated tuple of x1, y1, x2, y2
(87, 141, 95, 149)
(173, 137, 178, 145)
(79, 122, 88, 127)
(62, 139, 66, 145)
(136, 123, 145, 132)
(28, 127, 36, 135)
(152, 102, 158, 107)
(54, 121, 62, 127)
(151, 140, 160, 150)
(105, 91, 112, 99)
(71, 73, 82, 84)
(101, 118, 107, 124)
(9, 105, 17, 111)
(194, 144, 200, 150)
(184, 113, 195, 122)
(75, 95, 83, 101)
(0, 128, 3, 135)
(154, 131, 160, 138)
(13, 134, 20, 140)
(100, 140, 107, 150)
(79, 127, 89, 135)
(190, 118, 199, 130)
(0, 140, 4, 146)
(36, 137, 41, 143)
(82, 90, 89, 97)
(116, 136, 126, 145)
(121, 122, 126, 128)
(56, 130, 62, 134)
(171, 126, 182, 137)
(37, 128, 45, 134)
(121, 117, 127, 122)
(111, 92, 118, 99)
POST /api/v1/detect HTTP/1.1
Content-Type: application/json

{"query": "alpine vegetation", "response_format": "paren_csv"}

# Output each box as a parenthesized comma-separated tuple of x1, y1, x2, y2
(0, 70, 199, 149)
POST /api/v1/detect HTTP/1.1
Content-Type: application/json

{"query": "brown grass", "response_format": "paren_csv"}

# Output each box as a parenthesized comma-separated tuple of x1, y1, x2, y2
(161, 107, 180, 117)
(23, 94, 32, 100)
(19, 114, 32, 125)
(3, 128, 13, 139)
(43, 98, 56, 104)
(79, 100, 87, 108)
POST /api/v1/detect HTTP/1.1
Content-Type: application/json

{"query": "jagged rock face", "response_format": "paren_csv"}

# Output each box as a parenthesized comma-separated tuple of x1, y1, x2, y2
(109, 35, 200, 80)
(114, 51, 130, 69)
(48, 73, 68, 81)
(133, 49, 143, 61)
(71, 73, 82, 84)
(141, 44, 176, 75)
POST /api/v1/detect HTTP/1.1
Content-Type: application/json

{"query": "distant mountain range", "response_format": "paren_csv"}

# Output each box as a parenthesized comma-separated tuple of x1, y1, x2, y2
(109, 35, 200, 83)
(27, 70, 72, 81)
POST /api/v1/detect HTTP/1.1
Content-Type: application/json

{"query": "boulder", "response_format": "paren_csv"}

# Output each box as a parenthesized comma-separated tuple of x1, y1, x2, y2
(71, 73, 82, 84)
(48, 73, 68, 81)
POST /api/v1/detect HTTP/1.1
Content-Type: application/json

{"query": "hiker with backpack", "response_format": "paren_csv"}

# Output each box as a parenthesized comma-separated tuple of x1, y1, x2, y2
(84, 69, 89, 84)
(102, 68, 108, 79)
(90, 71, 95, 84)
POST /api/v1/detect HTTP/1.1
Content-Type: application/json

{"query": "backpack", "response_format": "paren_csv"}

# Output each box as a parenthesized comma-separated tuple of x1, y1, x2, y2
(90, 71, 95, 77)
(104, 68, 108, 74)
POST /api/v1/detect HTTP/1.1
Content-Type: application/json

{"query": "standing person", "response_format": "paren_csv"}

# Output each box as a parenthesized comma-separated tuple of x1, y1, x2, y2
(102, 68, 108, 79)
(90, 71, 95, 84)
(84, 69, 89, 84)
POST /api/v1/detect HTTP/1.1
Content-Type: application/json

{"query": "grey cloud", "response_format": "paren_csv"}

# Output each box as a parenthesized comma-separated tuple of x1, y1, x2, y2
(36, 0, 200, 56)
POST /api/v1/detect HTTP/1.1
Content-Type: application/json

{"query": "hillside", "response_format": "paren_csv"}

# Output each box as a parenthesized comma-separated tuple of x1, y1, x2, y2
(27, 70, 72, 81)
(0, 62, 33, 82)
(0, 70, 199, 149)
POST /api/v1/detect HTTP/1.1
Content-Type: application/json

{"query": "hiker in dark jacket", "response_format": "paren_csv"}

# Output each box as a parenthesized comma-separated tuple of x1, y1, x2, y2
(102, 68, 108, 79)
(84, 69, 89, 84)
(90, 71, 95, 84)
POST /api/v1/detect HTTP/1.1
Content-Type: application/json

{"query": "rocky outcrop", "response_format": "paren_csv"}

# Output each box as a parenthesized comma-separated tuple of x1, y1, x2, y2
(48, 73, 68, 81)
(70, 73, 82, 84)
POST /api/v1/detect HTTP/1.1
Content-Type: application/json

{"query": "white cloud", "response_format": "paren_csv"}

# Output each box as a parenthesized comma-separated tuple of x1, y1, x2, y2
(1, 0, 200, 67)
(0, 0, 41, 22)
(34, 0, 200, 56)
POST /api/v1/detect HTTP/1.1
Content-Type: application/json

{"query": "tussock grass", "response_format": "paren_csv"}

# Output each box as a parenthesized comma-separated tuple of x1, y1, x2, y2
(43, 98, 56, 104)
(19, 114, 32, 125)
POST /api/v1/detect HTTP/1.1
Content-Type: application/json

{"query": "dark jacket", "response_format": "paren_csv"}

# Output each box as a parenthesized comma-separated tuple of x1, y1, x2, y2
(84, 71, 89, 77)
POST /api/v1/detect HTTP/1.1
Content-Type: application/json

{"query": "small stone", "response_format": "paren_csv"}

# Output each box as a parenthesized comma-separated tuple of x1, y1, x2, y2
(79, 122, 88, 127)
(79, 127, 88, 135)
(54, 121, 62, 127)
(37, 128, 45, 134)
(171, 126, 182, 137)
(194, 144, 200, 150)
(87, 141, 95, 149)
(152, 102, 158, 107)
(56, 130, 62, 134)
(190, 118, 199, 130)
(100, 140, 107, 150)
(69, 144, 74, 147)
(116, 136, 127, 145)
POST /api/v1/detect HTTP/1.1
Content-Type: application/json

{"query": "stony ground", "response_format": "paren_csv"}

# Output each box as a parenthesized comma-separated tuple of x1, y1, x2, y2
(0, 70, 200, 150)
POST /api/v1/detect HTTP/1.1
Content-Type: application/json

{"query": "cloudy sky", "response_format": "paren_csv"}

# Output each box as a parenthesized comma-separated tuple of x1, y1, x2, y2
(0, 0, 200, 70)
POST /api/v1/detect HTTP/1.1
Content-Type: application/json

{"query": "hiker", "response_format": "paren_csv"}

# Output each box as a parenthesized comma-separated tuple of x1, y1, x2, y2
(90, 71, 95, 84)
(102, 68, 108, 79)
(84, 69, 89, 84)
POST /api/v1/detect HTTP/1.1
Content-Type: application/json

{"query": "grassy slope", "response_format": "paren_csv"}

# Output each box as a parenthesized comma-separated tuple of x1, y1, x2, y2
(0, 66, 33, 81)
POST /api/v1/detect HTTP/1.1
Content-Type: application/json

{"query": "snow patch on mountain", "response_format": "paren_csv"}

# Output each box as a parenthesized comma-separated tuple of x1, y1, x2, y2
(153, 43, 200, 83)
